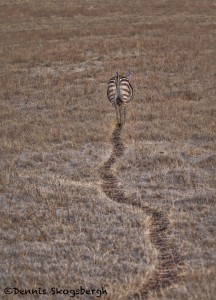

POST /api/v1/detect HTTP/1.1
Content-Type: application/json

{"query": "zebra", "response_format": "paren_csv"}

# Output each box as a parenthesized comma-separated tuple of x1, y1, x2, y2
(107, 71, 133, 125)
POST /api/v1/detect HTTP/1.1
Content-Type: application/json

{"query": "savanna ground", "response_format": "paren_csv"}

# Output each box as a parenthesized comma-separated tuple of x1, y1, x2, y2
(0, 0, 216, 299)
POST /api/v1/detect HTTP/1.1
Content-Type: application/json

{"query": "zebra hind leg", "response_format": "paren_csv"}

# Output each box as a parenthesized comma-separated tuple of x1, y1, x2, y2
(115, 105, 121, 125)
(120, 107, 126, 125)
(123, 107, 126, 125)
(119, 107, 123, 125)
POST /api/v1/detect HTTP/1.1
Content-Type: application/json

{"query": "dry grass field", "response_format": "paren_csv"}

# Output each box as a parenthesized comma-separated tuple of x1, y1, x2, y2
(0, 0, 216, 299)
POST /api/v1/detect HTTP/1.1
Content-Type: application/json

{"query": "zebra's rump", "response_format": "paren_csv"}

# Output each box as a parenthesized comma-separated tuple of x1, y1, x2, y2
(107, 76, 133, 104)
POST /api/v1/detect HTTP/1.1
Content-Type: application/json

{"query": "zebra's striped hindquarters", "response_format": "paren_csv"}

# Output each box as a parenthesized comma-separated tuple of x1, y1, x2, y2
(107, 73, 133, 124)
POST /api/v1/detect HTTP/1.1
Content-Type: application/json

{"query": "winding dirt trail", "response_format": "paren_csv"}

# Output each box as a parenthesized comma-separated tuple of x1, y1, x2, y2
(99, 123, 182, 298)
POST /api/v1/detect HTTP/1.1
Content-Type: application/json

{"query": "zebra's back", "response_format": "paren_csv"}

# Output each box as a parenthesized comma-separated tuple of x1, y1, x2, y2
(107, 75, 133, 106)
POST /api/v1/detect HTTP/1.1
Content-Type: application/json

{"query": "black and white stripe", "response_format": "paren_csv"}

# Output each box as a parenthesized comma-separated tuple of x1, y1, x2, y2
(107, 71, 133, 124)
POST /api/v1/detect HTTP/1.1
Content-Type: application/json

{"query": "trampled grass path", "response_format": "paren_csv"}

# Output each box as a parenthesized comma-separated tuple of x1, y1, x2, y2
(99, 123, 183, 298)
